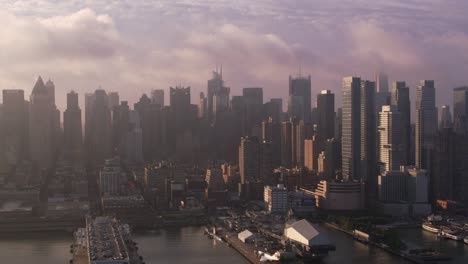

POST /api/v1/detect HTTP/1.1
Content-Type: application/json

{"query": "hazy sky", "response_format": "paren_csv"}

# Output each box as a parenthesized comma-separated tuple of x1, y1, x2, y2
(0, 0, 467, 111)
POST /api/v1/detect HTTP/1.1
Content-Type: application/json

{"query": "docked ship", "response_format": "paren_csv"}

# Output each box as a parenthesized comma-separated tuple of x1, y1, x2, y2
(422, 222, 440, 233)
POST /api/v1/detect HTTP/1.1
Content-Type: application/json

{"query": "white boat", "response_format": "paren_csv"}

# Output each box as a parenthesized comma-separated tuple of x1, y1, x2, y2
(422, 222, 440, 233)
(439, 229, 463, 241)
(464, 237, 468, 244)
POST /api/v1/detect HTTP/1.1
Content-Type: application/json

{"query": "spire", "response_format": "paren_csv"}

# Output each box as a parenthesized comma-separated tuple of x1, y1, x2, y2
(32, 76, 46, 94)
(220, 64, 223, 79)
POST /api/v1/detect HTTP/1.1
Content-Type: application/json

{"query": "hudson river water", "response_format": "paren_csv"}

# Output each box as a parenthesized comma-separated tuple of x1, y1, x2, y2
(1, 226, 467, 263)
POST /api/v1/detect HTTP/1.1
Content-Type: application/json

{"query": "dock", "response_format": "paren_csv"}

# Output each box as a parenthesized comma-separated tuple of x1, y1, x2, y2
(224, 233, 276, 264)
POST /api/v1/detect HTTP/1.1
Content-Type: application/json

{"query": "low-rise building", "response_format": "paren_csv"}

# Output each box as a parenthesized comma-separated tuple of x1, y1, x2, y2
(264, 184, 288, 214)
(314, 180, 365, 211)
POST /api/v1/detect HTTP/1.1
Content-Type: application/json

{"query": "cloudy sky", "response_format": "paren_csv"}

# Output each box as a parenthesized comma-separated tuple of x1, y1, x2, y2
(0, 0, 467, 111)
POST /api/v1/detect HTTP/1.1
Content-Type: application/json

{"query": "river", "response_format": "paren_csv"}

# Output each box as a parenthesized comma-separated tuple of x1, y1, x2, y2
(1, 226, 467, 263)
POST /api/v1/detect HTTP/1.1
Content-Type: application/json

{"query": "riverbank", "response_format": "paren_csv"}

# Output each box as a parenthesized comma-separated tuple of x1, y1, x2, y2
(324, 222, 450, 264)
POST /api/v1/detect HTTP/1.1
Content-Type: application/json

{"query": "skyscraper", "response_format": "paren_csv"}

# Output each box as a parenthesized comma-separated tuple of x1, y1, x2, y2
(242, 87, 263, 135)
(281, 120, 293, 168)
(63, 91, 83, 164)
(304, 136, 319, 172)
(415, 80, 437, 170)
(198, 92, 207, 119)
(85, 89, 112, 167)
(262, 118, 281, 167)
(360, 80, 377, 188)
(29, 76, 55, 170)
(391, 81, 411, 166)
(239, 136, 259, 184)
(342, 77, 361, 180)
(316, 90, 335, 151)
(375, 72, 390, 114)
(207, 69, 229, 121)
(453, 86, 468, 134)
(151, 89, 165, 108)
(288, 75, 311, 122)
(378, 105, 403, 172)
(1, 89, 27, 167)
(439, 105, 452, 129)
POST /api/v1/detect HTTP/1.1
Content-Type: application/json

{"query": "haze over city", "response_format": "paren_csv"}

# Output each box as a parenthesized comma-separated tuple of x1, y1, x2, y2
(2, 1, 468, 264)
(1, 0, 468, 109)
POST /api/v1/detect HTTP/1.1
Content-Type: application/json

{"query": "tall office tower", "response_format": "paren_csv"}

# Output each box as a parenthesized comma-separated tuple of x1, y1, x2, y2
(360, 80, 377, 200)
(123, 110, 143, 163)
(242, 87, 263, 135)
(433, 128, 455, 200)
(288, 75, 311, 122)
(316, 90, 335, 151)
(207, 69, 229, 121)
(324, 138, 339, 179)
(378, 105, 403, 172)
(304, 136, 319, 172)
(294, 121, 306, 167)
(150, 89, 165, 108)
(29, 77, 55, 170)
(262, 118, 281, 167)
(239, 136, 259, 184)
(280, 121, 293, 168)
(335, 108, 342, 141)
(198, 92, 207, 118)
(170, 86, 191, 131)
(44, 79, 61, 157)
(107, 92, 119, 111)
(439, 105, 452, 129)
(342, 77, 361, 181)
(1, 90, 27, 167)
(84, 93, 95, 141)
(391, 81, 411, 165)
(112, 101, 130, 157)
(85, 89, 112, 167)
(375, 72, 390, 114)
(263, 98, 283, 122)
(134, 94, 152, 161)
(433, 127, 468, 202)
(260, 141, 273, 184)
(63, 91, 83, 164)
(453, 86, 468, 134)
(415, 80, 437, 170)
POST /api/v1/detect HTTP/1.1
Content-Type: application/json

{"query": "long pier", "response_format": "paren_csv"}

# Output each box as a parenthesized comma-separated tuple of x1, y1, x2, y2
(224, 233, 265, 264)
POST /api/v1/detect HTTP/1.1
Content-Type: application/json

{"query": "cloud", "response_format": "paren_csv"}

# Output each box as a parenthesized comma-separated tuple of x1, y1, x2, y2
(1, 1, 468, 110)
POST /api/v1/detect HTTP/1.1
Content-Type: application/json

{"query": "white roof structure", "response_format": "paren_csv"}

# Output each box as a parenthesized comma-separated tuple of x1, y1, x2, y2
(238, 230, 254, 242)
(284, 219, 331, 247)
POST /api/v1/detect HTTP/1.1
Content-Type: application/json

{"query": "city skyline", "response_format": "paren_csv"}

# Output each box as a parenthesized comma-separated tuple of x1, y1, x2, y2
(0, 1, 468, 110)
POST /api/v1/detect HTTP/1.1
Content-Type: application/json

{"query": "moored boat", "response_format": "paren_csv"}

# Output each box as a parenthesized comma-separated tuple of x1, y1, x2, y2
(422, 222, 440, 233)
